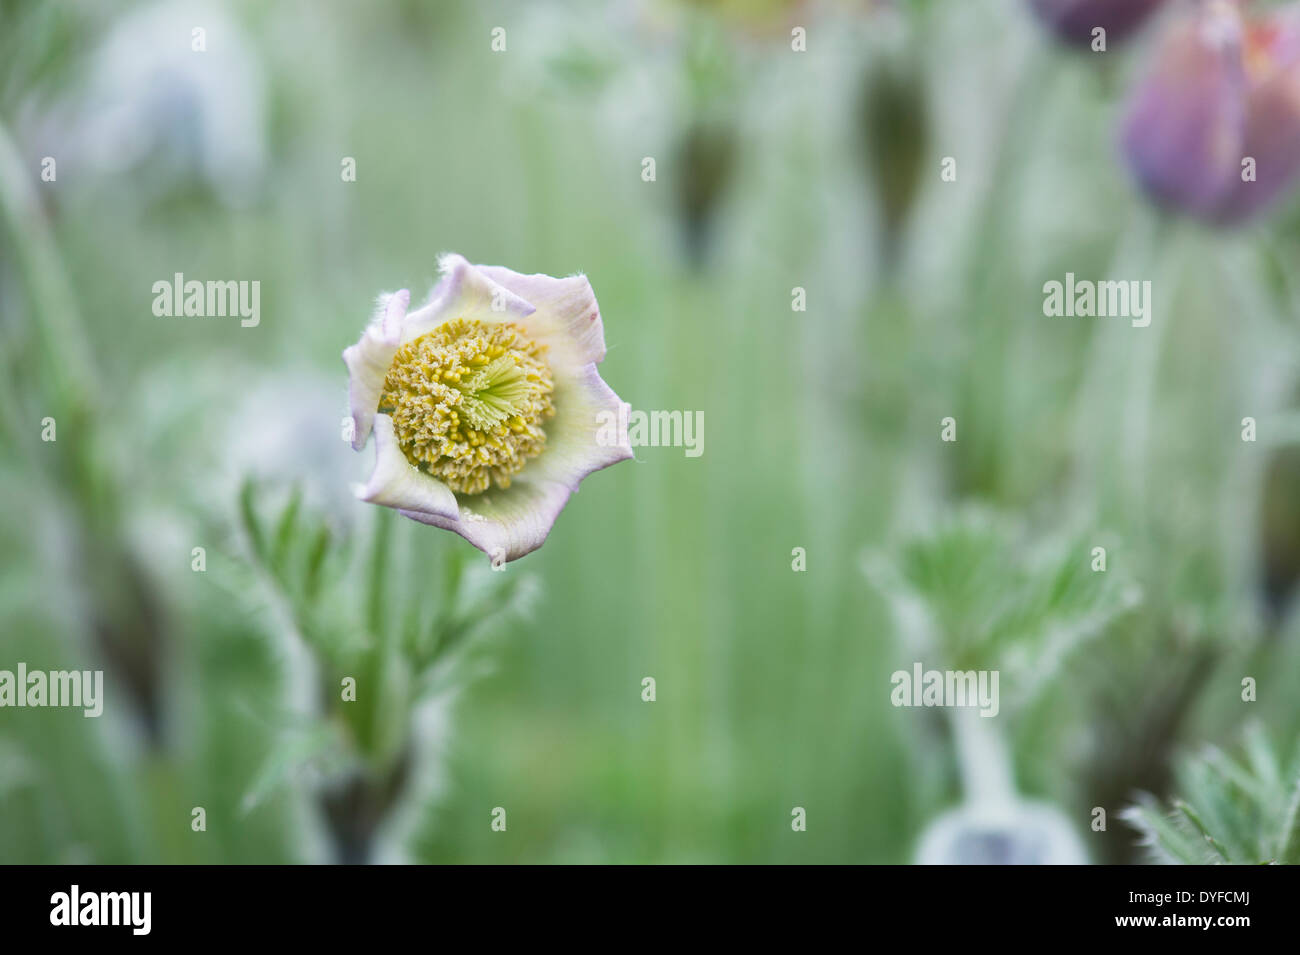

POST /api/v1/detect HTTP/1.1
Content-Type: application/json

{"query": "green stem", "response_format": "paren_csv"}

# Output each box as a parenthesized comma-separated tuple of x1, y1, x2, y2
(366, 507, 393, 638)
(954, 47, 1057, 499)
(951, 706, 1016, 808)
(0, 119, 98, 426)
(1067, 209, 1172, 523)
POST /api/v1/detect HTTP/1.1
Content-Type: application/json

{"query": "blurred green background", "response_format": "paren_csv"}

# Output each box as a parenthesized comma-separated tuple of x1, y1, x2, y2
(3, 0, 1300, 864)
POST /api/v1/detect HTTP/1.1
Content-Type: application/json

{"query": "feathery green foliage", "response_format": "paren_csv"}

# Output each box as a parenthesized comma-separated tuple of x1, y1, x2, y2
(1124, 726, 1300, 864)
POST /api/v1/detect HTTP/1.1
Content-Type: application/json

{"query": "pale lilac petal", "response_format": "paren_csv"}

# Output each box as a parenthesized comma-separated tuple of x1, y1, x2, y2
(399, 479, 573, 563)
(530, 363, 633, 491)
(475, 265, 609, 368)
(342, 290, 409, 450)
(399, 254, 535, 345)
(355, 414, 459, 520)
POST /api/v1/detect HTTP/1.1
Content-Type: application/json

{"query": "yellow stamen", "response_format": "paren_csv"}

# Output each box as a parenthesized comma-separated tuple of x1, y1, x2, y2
(379, 317, 555, 494)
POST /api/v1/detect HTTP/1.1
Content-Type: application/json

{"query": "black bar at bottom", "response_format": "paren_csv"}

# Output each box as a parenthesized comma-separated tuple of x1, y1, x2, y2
(0, 864, 1282, 940)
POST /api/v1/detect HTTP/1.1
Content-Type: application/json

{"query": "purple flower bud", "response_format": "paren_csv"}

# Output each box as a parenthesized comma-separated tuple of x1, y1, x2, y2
(1121, 1, 1300, 224)
(1028, 0, 1167, 46)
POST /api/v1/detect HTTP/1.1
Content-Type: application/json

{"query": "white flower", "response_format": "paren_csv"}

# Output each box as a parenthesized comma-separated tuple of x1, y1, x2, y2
(343, 255, 632, 563)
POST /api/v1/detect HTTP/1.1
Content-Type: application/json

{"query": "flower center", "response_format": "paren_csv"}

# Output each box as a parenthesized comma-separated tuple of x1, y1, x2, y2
(378, 318, 555, 494)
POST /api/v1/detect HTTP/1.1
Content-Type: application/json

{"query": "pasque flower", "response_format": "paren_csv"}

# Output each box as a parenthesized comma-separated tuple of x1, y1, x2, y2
(344, 255, 632, 562)
(1121, 0, 1300, 224)
(1028, 0, 1167, 46)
